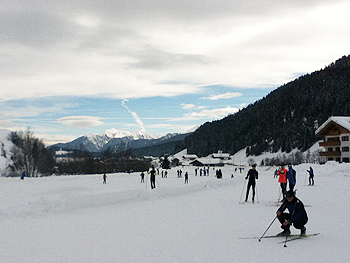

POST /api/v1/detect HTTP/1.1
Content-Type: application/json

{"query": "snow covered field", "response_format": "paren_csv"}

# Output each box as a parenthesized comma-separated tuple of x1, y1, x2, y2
(1, 162, 349, 263)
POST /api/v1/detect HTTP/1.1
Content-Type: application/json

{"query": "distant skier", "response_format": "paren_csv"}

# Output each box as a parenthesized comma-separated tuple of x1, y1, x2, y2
(245, 164, 258, 203)
(103, 173, 107, 184)
(278, 165, 288, 200)
(276, 190, 308, 236)
(148, 166, 157, 189)
(286, 165, 296, 192)
(216, 169, 222, 179)
(184, 172, 188, 184)
(140, 172, 145, 183)
(20, 171, 25, 180)
(307, 167, 314, 186)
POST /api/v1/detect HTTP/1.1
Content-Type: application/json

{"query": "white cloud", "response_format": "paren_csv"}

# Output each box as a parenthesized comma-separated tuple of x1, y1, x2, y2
(36, 133, 77, 146)
(201, 92, 243, 100)
(57, 116, 104, 128)
(1, 0, 350, 142)
(181, 103, 196, 110)
(171, 106, 239, 121)
(121, 100, 146, 132)
(0, 119, 17, 129)
(1, 1, 349, 102)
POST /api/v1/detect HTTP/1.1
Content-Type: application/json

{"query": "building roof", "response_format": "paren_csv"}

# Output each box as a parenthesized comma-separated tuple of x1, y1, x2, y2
(182, 154, 198, 159)
(315, 116, 350, 136)
(212, 153, 230, 158)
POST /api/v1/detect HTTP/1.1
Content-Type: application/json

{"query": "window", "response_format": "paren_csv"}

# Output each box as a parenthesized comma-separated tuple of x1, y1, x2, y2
(341, 136, 349, 141)
(328, 137, 340, 142)
(342, 147, 349, 152)
(342, 158, 350, 163)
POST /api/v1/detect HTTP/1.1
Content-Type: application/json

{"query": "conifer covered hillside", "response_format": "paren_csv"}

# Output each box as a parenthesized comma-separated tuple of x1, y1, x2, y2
(184, 55, 350, 157)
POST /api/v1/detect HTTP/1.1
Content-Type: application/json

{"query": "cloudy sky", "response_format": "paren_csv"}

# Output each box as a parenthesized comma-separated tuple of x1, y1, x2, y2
(1, 0, 350, 145)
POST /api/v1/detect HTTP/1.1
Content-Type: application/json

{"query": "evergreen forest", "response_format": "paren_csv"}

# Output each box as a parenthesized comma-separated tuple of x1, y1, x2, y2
(184, 55, 350, 157)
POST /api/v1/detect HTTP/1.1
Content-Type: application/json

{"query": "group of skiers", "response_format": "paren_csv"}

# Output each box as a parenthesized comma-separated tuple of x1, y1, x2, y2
(245, 163, 311, 237)
(102, 162, 312, 237)
(133, 166, 225, 188)
(277, 164, 296, 199)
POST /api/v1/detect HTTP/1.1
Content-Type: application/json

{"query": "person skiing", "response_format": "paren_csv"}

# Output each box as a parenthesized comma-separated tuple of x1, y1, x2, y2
(277, 165, 288, 200)
(103, 173, 107, 184)
(184, 172, 188, 184)
(245, 164, 258, 203)
(140, 172, 145, 183)
(307, 167, 314, 186)
(276, 190, 308, 236)
(286, 165, 296, 192)
(148, 166, 157, 189)
(216, 169, 223, 179)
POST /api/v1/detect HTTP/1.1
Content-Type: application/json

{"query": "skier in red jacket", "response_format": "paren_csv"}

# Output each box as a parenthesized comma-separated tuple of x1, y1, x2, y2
(278, 165, 288, 200)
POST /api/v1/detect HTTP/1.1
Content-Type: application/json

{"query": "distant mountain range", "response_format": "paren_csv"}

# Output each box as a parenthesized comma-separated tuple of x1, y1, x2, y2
(49, 128, 193, 155)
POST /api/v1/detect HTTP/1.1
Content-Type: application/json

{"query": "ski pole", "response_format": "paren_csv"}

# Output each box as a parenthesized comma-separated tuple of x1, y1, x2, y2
(239, 179, 247, 204)
(258, 216, 277, 242)
(304, 171, 308, 186)
(255, 183, 259, 203)
(283, 197, 297, 247)
(283, 232, 291, 247)
(277, 186, 281, 202)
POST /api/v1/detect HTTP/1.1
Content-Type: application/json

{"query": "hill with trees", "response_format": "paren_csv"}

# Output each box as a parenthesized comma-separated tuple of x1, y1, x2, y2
(184, 55, 350, 157)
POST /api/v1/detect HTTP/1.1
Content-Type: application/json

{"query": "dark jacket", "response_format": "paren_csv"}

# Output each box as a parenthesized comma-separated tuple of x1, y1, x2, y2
(278, 197, 308, 224)
(245, 169, 258, 183)
(149, 169, 156, 179)
(286, 167, 296, 184)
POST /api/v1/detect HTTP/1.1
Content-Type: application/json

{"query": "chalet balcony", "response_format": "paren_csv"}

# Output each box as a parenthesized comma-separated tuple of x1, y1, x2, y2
(319, 141, 340, 147)
(319, 151, 341, 157)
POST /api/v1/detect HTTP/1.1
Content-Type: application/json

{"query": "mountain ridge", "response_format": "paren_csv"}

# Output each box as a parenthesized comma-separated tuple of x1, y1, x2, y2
(49, 128, 189, 153)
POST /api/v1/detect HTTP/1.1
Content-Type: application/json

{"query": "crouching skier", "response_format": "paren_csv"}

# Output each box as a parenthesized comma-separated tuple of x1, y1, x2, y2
(276, 190, 308, 236)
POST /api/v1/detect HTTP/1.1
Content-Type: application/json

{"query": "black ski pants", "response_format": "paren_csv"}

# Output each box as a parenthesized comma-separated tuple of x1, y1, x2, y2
(277, 213, 307, 230)
(280, 183, 287, 199)
(245, 181, 256, 201)
(150, 176, 156, 189)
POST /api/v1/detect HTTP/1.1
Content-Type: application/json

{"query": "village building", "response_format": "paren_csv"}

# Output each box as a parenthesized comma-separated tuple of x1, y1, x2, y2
(212, 150, 230, 160)
(315, 116, 350, 163)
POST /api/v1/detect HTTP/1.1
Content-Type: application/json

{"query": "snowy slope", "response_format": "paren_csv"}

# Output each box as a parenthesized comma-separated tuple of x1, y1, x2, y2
(0, 162, 349, 262)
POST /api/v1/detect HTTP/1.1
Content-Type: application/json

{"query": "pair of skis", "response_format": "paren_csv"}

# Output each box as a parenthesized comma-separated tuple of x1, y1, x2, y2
(240, 233, 320, 247)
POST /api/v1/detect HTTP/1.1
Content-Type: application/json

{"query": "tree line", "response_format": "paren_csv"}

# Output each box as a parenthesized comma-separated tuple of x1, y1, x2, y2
(5, 129, 152, 177)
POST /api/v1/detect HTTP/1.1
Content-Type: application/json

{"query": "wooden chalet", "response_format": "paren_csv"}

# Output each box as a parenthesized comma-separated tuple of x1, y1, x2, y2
(315, 116, 350, 163)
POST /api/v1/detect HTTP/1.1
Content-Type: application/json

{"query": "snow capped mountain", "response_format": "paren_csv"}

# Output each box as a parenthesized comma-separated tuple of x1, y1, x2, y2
(90, 128, 156, 141)
(51, 128, 161, 152)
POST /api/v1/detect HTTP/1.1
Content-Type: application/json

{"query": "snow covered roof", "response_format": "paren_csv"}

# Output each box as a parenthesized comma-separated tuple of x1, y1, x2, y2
(182, 154, 198, 160)
(315, 116, 350, 136)
(212, 153, 230, 158)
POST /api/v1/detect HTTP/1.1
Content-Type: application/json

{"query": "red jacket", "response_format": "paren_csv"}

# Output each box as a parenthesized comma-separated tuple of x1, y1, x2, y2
(278, 168, 287, 183)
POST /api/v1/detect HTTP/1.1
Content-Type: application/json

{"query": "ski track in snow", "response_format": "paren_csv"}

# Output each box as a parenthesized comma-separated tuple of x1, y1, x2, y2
(0, 162, 349, 263)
